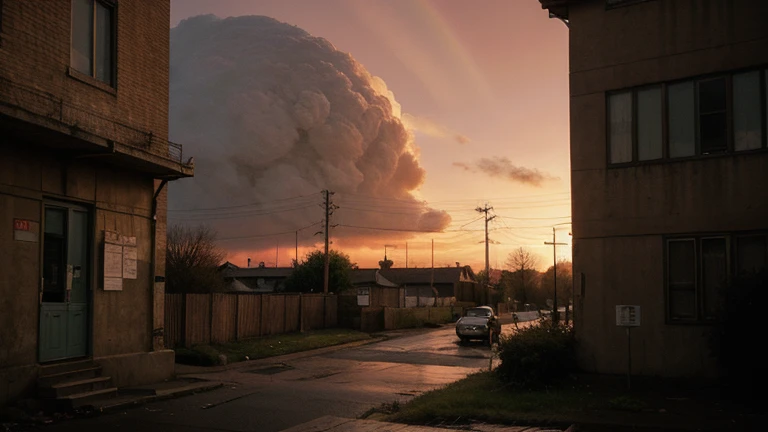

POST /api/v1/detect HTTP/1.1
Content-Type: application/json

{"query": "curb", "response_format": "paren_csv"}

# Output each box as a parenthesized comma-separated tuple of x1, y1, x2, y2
(175, 336, 390, 376)
(95, 382, 224, 413)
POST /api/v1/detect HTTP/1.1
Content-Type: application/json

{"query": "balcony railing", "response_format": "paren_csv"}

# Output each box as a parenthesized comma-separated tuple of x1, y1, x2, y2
(0, 76, 185, 164)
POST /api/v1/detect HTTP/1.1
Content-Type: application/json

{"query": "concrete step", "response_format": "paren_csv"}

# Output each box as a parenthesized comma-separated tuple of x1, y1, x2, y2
(39, 359, 95, 377)
(62, 387, 118, 409)
(38, 366, 102, 387)
(39, 376, 113, 398)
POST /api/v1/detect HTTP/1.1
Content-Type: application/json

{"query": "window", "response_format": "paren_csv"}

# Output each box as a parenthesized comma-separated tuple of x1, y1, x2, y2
(637, 86, 663, 160)
(71, 0, 114, 85)
(698, 78, 727, 154)
(667, 81, 696, 158)
(608, 92, 632, 163)
(667, 233, 768, 323)
(733, 71, 762, 151)
(607, 68, 768, 165)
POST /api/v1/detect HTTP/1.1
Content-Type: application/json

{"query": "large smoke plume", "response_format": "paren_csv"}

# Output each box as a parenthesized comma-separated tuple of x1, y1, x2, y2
(169, 15, 451, 254)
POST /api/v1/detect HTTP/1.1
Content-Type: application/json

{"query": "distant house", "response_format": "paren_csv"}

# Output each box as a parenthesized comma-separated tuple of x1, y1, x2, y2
(348, 269, 402, 307)
(219, 263, 294, 293)
(378, 266, 478, 307)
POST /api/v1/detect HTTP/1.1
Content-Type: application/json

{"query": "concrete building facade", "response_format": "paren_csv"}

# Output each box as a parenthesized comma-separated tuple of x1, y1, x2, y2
(0, 0, 193, 404)
(540, 0, 768, 376)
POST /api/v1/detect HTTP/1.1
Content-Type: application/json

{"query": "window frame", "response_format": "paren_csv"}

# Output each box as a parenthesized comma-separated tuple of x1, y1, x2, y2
(607, 67, 768, 167)
(70, 0, 117, 87)
(665, 233, 768, 324)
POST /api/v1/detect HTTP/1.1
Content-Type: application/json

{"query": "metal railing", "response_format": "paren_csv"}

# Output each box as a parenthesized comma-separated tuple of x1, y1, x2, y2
(0, 76, 185, 164)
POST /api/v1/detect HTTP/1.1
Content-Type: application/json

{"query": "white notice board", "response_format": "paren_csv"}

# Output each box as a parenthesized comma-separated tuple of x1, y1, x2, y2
(616, 305, 640, 327)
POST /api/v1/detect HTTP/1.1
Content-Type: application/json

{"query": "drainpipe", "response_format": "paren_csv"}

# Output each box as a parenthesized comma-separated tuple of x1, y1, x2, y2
(150, 179, 168, 351)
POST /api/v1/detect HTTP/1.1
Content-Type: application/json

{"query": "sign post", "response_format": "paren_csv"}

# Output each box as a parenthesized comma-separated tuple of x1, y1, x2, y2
(616, 305, 640, 390)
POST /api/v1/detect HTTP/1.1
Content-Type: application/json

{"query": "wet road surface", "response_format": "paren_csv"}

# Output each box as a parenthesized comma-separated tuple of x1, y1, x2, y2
(40, 318, 537, 432)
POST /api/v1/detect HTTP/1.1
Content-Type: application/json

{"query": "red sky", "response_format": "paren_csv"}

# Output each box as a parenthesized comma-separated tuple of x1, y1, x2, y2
(170, 0, 571, 271)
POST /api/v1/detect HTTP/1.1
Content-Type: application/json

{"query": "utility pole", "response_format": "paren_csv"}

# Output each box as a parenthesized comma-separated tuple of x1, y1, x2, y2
(295, 231, 298, 266)
(320, 190, 338, 294)
(476, 204, 496, 306)
(544, 227, 568, 324)
(405, 242, 408, 269)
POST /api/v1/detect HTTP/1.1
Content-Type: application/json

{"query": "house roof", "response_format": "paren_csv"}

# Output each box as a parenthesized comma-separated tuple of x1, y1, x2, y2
(349, 269, 399, 287)
(221, 267, 295, 279)
(377, 266, 476, 285)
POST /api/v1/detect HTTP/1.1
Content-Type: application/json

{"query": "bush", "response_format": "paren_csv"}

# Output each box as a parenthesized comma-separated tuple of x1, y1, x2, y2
(496, 322, 576, 389)
(709, 270, 768, 400)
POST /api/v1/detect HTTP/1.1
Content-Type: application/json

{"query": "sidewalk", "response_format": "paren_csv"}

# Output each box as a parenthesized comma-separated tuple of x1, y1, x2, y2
(280, 415, 573, 432)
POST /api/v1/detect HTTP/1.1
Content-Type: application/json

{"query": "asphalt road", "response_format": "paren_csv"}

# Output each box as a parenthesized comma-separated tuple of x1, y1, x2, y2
(40, 318, 537, 432)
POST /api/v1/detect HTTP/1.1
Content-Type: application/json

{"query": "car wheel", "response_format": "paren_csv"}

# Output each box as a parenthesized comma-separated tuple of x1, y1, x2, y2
(458, 336, 468, 345)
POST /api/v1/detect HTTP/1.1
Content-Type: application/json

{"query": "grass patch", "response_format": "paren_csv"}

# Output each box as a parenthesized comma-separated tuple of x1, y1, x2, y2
(384, 371, 599, 426)
(175, 328, 371, 366)
(385, 372, 660, 425)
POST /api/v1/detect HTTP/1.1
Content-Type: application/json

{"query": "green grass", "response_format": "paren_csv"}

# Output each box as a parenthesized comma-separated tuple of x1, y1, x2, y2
(175, 328, 372, 366)
(381, 371, 607, 426)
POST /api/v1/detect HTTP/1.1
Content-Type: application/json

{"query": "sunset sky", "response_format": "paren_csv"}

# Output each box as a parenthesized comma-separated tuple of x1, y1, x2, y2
(169, 0, 571, 272)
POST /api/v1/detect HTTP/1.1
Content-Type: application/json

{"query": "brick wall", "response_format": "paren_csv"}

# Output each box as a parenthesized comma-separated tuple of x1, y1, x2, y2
(0, 0, 170, 147)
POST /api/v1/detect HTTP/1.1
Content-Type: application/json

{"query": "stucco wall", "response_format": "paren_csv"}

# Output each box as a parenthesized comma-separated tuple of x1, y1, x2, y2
(0, 144, 158, 396)
(567, 0, 768, 376)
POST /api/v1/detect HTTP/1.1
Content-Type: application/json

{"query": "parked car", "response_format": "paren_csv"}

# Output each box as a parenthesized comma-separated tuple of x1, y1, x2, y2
(455, 306, 501, 344)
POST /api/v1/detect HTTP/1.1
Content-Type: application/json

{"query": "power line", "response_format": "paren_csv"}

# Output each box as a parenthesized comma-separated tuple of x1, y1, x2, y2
(216, 221, 322, 241)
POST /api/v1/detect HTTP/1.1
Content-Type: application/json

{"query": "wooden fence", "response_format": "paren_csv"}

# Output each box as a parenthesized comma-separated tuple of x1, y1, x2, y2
(164, 293, 338, 348)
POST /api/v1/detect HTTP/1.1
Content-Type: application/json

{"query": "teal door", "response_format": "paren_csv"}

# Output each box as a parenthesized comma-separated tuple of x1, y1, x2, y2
(39, 204, 90, 363)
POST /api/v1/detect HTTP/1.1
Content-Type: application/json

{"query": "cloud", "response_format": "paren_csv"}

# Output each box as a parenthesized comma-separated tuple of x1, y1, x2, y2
(453, 157, 559, 186)
(401, 113, 470, 145)
(168, 15, 451, 252)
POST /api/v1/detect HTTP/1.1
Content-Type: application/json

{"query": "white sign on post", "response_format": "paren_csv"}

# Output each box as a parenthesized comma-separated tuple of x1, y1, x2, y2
(616, 305, 641, 327)
(357, 287, 370, 306)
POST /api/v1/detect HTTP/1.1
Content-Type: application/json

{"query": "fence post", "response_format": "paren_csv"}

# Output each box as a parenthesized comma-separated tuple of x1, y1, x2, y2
(259, 294, 265, 337)
(181, 293, 188, 348)
(284, 294, 288, 333)
(209, 292, 214, 344)
(235, 294, 240, 341)
(299, 293, 304, 333)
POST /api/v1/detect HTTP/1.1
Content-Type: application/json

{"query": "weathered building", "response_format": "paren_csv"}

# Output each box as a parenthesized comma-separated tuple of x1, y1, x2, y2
(540, 0, 768, 376)
(0, 0, 193, 404)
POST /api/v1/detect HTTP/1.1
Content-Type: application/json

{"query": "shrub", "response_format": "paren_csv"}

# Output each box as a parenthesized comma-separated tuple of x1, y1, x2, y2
(709, 270, 768, 400)
(496, 322, 576, 389)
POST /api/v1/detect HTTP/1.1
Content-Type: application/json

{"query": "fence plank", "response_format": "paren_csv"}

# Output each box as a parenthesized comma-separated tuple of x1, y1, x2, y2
(166, 292, 335, 346)
(164, 293, 183, 348)
(185, 294, 211, 347)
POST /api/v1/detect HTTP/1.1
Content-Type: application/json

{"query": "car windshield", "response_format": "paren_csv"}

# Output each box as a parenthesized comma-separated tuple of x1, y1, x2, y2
(466, 309, 491, 318)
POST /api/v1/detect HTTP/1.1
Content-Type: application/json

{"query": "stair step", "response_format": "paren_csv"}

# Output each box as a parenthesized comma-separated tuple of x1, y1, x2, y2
(62, 387, 118, 408)
(39, 359, 95, 377)
(38, 366, 101, 387)
(39, 376, 113, 398)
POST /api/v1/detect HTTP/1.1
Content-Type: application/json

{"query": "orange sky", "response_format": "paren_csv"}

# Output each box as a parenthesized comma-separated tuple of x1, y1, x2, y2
(170, 0, 571, 272)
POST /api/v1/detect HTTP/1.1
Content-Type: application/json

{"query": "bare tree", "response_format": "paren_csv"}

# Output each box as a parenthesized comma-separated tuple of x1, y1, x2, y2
(166, 224, 226, 293)
(506, 247, 540, 305)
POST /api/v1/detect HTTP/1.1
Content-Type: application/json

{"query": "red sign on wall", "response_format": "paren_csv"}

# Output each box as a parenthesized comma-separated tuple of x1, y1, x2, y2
(14, 219, 31, 231)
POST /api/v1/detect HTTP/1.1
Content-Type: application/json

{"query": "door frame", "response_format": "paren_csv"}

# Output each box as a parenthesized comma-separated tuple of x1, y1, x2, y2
(38, 199, 94, 363)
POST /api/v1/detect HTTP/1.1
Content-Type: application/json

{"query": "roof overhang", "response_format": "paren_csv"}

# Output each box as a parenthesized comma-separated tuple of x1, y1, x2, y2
(539, 0, 582, 20)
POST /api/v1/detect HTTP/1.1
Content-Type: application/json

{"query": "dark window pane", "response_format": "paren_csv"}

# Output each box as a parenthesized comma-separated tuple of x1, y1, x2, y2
(734, 72, 762, 151)
(669, 290, 696, 320)
(608, 92, 633, 163)
(737, 236, 767, 275)
(668, 81, 696, 158)
(44, 208, 66, 236)
(71, 0, 93, 76)
(637, 86, 662, 160)
(95, 1, 112, 84)
(43, 235, 66, 302)
(700, 112, 727, 153)
(701, 238, 727, 319)
(699, 78, 726, 114)
(668, 240, 695, 287)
